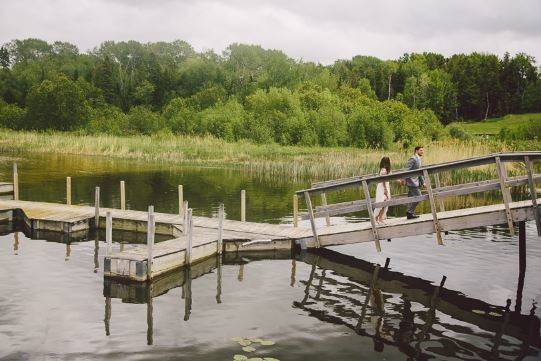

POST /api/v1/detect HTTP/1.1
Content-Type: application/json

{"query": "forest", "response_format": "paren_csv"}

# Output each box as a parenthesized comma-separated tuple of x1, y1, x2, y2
(0, 38, 540, 149)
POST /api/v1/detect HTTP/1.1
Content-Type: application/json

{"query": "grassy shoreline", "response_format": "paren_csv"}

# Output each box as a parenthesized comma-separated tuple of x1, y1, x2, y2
(0, 129, 535, 180)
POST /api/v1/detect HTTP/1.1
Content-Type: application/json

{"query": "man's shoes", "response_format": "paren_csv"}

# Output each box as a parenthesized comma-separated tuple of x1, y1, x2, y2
(406, 213, 419, 219)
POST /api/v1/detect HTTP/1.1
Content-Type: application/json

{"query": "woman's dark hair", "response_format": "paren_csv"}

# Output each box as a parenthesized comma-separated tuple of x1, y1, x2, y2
(379, 156, 391, 173)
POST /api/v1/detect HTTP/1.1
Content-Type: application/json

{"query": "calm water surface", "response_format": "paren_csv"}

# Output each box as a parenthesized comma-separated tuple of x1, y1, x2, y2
(0, 154, 540, 360)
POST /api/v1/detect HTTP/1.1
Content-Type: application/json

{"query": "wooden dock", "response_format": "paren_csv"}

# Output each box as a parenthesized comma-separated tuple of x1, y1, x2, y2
(0, 151, 539, 282)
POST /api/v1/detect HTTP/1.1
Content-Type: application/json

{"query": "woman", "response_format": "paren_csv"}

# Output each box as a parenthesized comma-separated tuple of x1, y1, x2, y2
(374, 157, 391, 224)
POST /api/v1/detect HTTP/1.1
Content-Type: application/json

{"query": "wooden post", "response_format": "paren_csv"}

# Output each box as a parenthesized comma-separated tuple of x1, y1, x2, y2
(433, 172, 445, 212)
(106, 211, 112, 257)
(216, 255, 222, 304)
(321, 192, 331, 226)
(356, 264, 380, 330)
(147, 205, 155, 280)
(241, 189, 246, 222)
(524, 156, 540, 236)
(423, 169, 444, 245)
(516, 221, 526, 313)
(183, 201, 188, 233)
(94, 186, 100, 229)
(304, 191, 320, 248)
(293, 194, 299, 228)
(66, 177, 72, 205)
(178, 185, 184, 217)
(13, 163, 19, 200)
(120, 181, 126, 210)
(186, 208, 193, 265)
(495, 157, 515, 234)
(217, 203, 224, 254)
(361, 180, 381, 252)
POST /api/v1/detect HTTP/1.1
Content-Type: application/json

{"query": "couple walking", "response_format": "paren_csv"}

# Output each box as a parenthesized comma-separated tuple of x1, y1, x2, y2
(374, 146, 424, 223)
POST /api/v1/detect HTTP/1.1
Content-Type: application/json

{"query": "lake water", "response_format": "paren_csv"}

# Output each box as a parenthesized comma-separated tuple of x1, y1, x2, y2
(0, 154, 540, 360)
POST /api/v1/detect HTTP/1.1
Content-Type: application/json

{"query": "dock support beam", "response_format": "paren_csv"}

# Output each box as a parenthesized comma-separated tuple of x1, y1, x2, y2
(94, 186, 100, 228)
(13, 163, 19, 200)
(423, 169, 444, 245)
(304, 191, 320, 248)
(241, 189, 246, 222)
(106, 211, 112, 256)
(362, 180, 381, 252)
(178, 185, 184, 217)
(293, 194, 299, 227)
(147, 206, 155, 280)
(496, 157, 515, 234)
(433, 172, 445, 212)
(524, 156, 540, 236)
(120, 181, 126, 210)
(516, 221, 526, 313)
(217, 203, 224, 254)
(66, 177, 71, 205)
(186, 208, 193, 265)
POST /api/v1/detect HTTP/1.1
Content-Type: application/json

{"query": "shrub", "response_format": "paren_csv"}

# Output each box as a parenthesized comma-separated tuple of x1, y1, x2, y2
(448, 124, 472, 140)
(87, 105, 128, 135)
(126, 106, 166, 135)
(499, 120, 541, 141)
(0, 103, 26, 130)
(198, 99, 246, 141)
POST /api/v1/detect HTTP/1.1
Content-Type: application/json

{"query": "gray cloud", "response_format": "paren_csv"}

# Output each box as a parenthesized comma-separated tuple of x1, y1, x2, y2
(0, 0, 540, 64)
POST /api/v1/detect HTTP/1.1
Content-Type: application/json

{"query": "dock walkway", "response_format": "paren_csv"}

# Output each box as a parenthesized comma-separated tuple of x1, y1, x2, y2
(0, 151, 539, 281)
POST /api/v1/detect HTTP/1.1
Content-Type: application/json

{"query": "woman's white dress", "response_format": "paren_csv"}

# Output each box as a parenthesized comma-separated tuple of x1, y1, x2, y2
(374, 168, 390, 220)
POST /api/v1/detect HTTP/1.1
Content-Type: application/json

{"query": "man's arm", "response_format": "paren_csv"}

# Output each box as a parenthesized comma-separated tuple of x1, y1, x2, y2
(406, 157, 415, 171)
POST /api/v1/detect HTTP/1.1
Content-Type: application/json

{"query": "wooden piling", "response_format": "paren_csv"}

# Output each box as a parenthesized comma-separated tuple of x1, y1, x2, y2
(241, 189, 246, 222)
(178, 185, 184, 217)
(423, 169, 444, 245)
(13, 163, 19, 200)
(183, 201, 188, 233)
(66, 177, 72, 205)
(361, 180, 381, 252)
(186, 208, 193, 265)
(106, 211, 112, 256)
(516, 221, 526, 313)
(304, 191, 320, 248)
(94, 186, 100, 228)
(147, 206, 155, 279)
(321, 192, 331, 226)
(293, 194, 299, 228)
(495, 157, 515, 234)
(120, 181, 126, 210)
(524, 156, 540, 236)
(217, 203, 224, 254)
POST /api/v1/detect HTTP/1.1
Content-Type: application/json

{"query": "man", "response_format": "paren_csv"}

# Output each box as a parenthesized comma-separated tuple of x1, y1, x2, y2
(404, 146, 424, 219)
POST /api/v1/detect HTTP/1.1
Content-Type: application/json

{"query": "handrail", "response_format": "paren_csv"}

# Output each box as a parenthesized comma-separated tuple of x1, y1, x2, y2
(297, 152, 541, 195)
(295, 151, 541, 248)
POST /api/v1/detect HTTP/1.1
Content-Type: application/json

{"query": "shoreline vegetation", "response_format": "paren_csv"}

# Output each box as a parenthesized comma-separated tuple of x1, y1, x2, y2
(0, 129, 535, 181)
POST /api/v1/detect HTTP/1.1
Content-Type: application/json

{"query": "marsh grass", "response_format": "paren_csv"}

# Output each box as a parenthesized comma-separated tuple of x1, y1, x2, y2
(0, 129, 535, 182)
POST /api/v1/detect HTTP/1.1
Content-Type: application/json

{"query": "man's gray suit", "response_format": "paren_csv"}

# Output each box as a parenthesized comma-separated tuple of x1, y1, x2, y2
(405, 155, 424, 215)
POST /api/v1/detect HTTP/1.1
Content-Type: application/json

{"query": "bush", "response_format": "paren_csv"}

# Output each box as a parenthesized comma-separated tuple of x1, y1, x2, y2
(198, 99, 246, 141)
(448, 124, 472, 140)
(126, 106, 166, 135)
(0, 103, 26, 130)
(87, 105, 129, 135)
(499, 120, 541, 141)
(25, 75, 89, 130)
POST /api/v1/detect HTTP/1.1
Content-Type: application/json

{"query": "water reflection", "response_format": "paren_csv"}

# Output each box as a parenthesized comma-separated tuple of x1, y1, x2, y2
(100, 249, 540, 359)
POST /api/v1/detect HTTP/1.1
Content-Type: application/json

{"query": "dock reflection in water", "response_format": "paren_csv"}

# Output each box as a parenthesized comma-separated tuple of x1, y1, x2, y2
(102, 248, 540, 360)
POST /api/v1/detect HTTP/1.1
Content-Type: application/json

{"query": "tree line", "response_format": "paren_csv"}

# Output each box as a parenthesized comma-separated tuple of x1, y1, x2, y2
(0, 38, 539, 148)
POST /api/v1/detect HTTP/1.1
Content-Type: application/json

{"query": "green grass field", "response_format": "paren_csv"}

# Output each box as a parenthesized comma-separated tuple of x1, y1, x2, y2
(455, 113, 541, 135)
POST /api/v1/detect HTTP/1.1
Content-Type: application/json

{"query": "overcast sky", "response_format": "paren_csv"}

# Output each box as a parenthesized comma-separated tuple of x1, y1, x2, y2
(1, 0, 540, 64)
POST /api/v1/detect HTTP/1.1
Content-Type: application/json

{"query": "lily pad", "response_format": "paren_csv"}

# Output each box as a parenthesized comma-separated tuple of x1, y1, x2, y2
(233, 355, 248, 361)
(250, 338, 264, 343)
(263, 358, 280, 361)
(489, 311, 502, 317)
(239, 340, 252, 346)
(242, 346, 256, 353)
(472, 309, 485, 315)
(260, 340, 275, 346)
(231, 337, 244, 342)
(247, 358, 263, 361)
